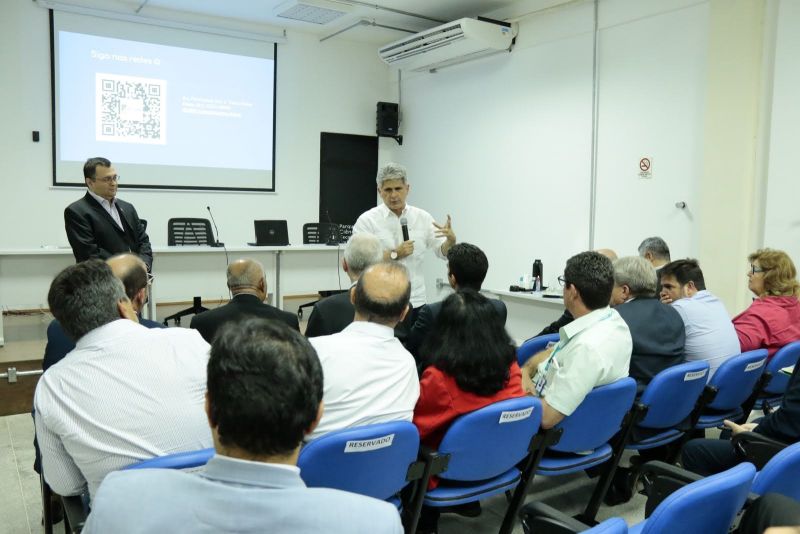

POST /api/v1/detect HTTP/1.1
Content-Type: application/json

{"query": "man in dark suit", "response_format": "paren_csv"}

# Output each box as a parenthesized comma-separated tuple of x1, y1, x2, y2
(190, 258, 299, 343)
(610, 255, 685, 387)
(64, 157, 152, 270)
(406, 243, 506, 362)
(305, 233, 383, 338)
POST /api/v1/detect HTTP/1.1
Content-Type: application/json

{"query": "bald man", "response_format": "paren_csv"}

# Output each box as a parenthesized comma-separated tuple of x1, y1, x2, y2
(190, 259, 299, 343)
(307, 262, 419, 441)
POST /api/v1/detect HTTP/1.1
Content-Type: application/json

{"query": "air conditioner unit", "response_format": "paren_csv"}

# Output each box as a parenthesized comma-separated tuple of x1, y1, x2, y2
(378, 18, 516, 73)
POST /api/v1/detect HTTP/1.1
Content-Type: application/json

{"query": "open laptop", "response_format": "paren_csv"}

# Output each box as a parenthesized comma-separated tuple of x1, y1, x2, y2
(248, 220, 290, 246)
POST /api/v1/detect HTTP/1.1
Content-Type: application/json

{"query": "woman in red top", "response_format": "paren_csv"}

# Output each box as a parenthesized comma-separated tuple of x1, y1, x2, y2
(733, 248, 800, 359)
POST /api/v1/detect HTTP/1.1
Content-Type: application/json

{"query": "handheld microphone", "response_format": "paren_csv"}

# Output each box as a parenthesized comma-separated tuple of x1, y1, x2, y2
(206, 206, 225, 248)
(400, 217, 409, 242)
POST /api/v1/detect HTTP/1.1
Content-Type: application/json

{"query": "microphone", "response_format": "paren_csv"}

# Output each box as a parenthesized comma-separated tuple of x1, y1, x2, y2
(400, 217, 409, 242)
(206, 206, 225, 248)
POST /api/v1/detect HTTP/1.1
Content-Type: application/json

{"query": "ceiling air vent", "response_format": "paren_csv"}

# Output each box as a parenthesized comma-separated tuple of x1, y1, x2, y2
(274, 0, 352, 25)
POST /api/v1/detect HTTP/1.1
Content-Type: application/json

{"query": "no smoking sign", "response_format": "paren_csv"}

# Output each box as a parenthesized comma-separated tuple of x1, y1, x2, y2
(638, 157, 653, 179)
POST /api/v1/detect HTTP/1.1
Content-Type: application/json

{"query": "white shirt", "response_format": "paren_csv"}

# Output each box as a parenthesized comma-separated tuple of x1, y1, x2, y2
(353, 203, 446, 307)
(87, 188, 124, 231)
(307, 321, 420, 440)
(671, 290, 741, 376)
(534, 307, 632, 416)
(34, 319, 212, 498)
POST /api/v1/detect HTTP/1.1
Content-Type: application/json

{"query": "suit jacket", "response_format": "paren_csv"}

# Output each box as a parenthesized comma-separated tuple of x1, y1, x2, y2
(615, 297, 686, 386)
(755, 361, 800, 443)
(64, 193, 153, 270)
(304, 290, 416, 342)
(82, 454, 403, 534)
(406, 297, 507, 362)
(536, 309, 575, 337)
(190, 293, 300, 343)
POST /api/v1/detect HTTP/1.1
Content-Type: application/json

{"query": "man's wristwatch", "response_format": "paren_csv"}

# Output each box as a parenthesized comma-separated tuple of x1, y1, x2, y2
(390, 250, 398, 260)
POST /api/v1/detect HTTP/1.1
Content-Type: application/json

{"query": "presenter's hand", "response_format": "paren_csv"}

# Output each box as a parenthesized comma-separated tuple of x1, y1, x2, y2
(433, 215, 456, 245)
(397, 240, 415, 259)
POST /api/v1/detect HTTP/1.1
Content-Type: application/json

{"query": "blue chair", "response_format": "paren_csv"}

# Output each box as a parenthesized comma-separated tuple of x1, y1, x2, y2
(626, 361, 711, 453)
(526, 377, 638, 523)
(421, 397, 543, 534)
(517, 333, 560, 366)
(750, 441, 800, 501)
(755, 341, 800, 412)
(298, 421, 424, 532)
(522, 462, 756, 534)
(695, 350, 767, 429)
(122, 448, 215, 470)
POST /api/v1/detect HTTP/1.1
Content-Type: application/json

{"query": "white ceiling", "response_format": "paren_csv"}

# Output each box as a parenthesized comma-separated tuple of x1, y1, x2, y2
(47, 0, 577, 44)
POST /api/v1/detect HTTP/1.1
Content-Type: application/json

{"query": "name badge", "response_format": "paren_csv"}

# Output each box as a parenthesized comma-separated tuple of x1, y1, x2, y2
(344, 434, 394, 453)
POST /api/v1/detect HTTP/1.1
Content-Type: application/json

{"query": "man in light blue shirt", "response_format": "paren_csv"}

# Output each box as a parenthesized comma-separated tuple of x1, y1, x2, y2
(84, 318, 403, 534)
(659, 259, 740, 375)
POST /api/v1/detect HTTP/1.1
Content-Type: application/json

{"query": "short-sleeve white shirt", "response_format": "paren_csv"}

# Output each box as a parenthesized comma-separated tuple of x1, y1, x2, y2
(308, 321, 420, 441)
(533, 307, 632, 416)
(353, 203, 445, 308)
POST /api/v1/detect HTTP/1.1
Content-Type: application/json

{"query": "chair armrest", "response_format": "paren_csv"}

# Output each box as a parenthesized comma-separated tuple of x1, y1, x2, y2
(639, 461, 703, 518)
(61, 494, 88, 533)
(520, 501, 592, 534)
(732, 431, 788, 469)
(417, 445, 451, 476)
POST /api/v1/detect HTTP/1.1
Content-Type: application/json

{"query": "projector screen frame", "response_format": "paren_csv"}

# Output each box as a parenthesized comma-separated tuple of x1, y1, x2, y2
(48, 9, 279, 193)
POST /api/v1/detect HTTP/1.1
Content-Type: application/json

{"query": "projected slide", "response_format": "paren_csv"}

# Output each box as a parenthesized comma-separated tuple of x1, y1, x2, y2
(55, 29, 276, 190)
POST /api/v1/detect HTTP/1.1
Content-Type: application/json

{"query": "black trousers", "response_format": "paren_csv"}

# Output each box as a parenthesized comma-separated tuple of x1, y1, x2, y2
(737, 493, 800, 533)
(680, 437, 740, 476)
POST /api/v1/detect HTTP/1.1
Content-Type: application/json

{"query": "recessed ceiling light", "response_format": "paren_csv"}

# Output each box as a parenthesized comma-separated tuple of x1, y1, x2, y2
(274, 0, 353, 25)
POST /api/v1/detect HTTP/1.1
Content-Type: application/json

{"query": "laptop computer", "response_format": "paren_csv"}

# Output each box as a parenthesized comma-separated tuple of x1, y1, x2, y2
(248, 220, 290, 246)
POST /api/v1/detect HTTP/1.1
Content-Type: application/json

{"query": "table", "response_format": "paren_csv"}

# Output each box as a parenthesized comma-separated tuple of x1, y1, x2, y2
(482, 289, 565, 344)
(0, 244, 342, 345)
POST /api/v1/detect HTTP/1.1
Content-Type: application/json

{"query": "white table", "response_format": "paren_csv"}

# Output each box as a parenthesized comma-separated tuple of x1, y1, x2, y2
(483, 288, 565, 344)
(0, 244, 343, 345)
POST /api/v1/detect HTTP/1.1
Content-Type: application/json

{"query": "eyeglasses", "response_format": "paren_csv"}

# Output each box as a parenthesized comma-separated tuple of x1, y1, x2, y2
(750, 264, 767, 275)
(147, 272, 155, 285)
(558, 275, 568, 287)
(96, 175, 120, 184)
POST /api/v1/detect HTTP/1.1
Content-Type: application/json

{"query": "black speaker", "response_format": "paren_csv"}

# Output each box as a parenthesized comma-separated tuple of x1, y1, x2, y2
(377, 102, 399, 136)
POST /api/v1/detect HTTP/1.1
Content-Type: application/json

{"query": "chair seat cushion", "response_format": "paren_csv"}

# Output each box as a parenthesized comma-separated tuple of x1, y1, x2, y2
(626, 429, 682, 450)
(536, 444, 613, 475)
(423, 468, 521, 507)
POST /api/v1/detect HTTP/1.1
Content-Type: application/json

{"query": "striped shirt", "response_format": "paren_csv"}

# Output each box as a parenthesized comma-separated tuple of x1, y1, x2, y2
(34, 319, 212, 498)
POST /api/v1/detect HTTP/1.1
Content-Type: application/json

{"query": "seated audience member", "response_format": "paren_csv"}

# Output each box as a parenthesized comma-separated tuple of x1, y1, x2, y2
(43, 253, 163, 372)
(659, 259, 740, 375)
(190, 258, 299, 343)
(522, 251, 632, 429)
(736, 493, 800, 534)
(407, 243, 506, 361)
(682, 362, 800, 477)
(305, 233, 383, 338)
(83, 318, 402, 534)
(732, 248, 800, 359)
(611, 256, 685, 387)
(35, 260, 211, 499)
(638, 236, 671, 274)
(308, 262, 419, 440)
(534, 248, 617, 337)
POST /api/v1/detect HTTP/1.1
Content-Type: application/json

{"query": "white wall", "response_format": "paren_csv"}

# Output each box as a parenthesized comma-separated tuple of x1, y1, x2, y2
(763, 0, 800, 262)
(0, 0, 393, 307)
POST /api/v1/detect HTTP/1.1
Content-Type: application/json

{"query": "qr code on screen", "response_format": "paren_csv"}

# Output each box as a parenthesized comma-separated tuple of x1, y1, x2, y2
(96, 73, 166, 144)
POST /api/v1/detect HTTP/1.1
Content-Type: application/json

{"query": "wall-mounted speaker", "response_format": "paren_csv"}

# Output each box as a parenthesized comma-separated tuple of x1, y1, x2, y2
(376, 101, 399, 136)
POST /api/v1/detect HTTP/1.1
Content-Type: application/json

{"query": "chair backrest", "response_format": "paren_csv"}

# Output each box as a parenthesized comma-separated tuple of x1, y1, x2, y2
(549, 377, 637, 453)
(302, 222, 338, 244)
(298, 421, 419, 500)
(705, 349, 768, 411)
(587, 518, 628, 534)
(168, 218, 213, 246)
(751, 441, 800, 500)
(122, 448, 215, 470)
(764, 340, 800, 395)
(437, 397, 541, 481)
(640, 462, 755, 534)
(637, 361, 709, 429)
(517, 333, 560, 366)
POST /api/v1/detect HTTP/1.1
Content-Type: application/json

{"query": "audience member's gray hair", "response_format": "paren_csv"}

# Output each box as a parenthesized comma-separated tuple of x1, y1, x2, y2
(344, 233, 383, 276)
(638, 236, 671, 262)
(613, 256, 658, 298)
(376, 162, 407, 187)
(48, 259, 128, 342)
(227, 259, 265, 290)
